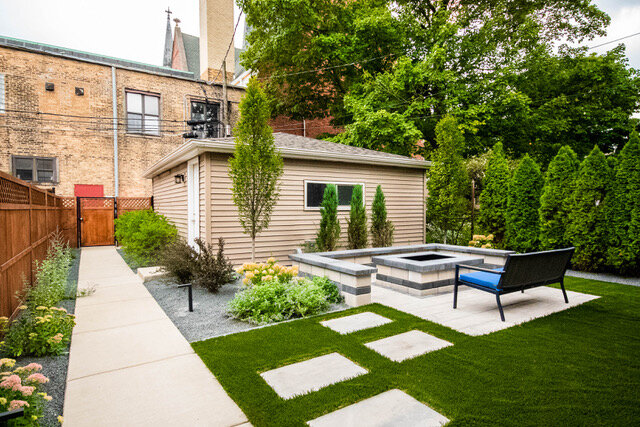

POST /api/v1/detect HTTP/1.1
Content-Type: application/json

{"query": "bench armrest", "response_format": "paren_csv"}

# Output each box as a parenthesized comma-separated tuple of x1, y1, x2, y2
(455, 264, 505, 277)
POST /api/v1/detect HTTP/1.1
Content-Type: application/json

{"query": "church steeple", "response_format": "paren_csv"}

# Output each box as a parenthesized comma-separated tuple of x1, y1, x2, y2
(162, 7, 173, 67)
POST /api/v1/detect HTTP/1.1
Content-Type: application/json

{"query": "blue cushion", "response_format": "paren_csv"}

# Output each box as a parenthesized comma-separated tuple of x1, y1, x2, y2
(459, 269, 502, 289)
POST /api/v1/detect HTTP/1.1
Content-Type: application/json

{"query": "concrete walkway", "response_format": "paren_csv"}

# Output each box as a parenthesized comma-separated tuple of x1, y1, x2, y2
(63, 246, 249, 426)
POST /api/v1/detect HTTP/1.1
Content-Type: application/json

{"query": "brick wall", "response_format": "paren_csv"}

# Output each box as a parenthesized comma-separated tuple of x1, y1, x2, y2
(0, 46, 244, 197)
(270, 115, 341, 139)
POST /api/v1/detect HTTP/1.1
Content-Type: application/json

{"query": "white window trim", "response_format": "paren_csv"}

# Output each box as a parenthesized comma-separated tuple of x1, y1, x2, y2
(125, 89, 161, 136)
(304, 180, 365, 211)
(187, 157, 200, 247)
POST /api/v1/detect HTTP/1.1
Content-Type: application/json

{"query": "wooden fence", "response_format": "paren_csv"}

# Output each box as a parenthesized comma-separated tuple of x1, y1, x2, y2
(0, 172, 77, 318)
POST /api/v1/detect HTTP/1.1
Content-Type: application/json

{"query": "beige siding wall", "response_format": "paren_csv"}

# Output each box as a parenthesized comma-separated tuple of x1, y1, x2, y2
(152, 162, 189, 239)
(208, 153, 426, 264)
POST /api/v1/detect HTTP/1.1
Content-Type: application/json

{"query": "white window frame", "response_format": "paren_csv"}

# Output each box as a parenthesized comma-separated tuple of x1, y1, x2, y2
(125, 89, 160, 136)
(186, 157, 200, 247)
(304, 180, 365, 211)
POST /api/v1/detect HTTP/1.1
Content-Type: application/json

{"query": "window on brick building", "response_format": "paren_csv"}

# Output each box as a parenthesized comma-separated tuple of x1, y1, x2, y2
(126, 91, 160, 135)
(11, 156, 58, 183)
(0, 73, 5, 113)
(190, 100, 221, 138)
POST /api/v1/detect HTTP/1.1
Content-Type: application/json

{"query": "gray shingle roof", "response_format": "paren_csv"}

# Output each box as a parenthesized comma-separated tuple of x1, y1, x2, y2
(182, 33, 200, 76)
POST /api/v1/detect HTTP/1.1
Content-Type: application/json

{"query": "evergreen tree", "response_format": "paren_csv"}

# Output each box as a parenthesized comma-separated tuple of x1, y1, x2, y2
(371, 185, 394, 247)
(605, 131, 640, 274)
(425, 116, 470, 244)
(505, 154, 543, 253)
(228, 78, 283, 261)
(479, 143, 511, 246)
(346, 185, 368, 249)
(316, 184, 340, 251)
(539, 146, 580, 250)
(566, 146, 611, 271)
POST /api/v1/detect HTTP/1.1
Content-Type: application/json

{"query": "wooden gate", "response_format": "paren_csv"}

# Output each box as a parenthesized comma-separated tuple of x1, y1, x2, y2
(79, 197, 115, 246)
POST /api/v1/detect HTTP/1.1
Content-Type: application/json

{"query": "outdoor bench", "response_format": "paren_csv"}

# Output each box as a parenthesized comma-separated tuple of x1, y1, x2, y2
(453, 247, 575, 321)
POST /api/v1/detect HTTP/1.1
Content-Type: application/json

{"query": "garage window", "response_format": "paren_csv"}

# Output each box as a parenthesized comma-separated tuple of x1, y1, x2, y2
(305, 181, 364, 209)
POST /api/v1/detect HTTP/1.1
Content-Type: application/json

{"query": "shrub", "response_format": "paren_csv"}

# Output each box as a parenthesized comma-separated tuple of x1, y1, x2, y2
(236, 258, 298, 286)
(114, 210, 177, 265)
(539, 146, 580, 250)
(310, 276, 343, 303)
(566, 146, 611, 271)
(605, 131, 640, 274)
(346, 185, 368, 249)
(425, 116, 470, 244)
(370, 185, 394, 247)
(191, 238, 235, 292)
(316, 184, 341, 251)
(468, 234, 494, 249)
(26, 234, 73, 308)
(1, 306, 75, 357)
(479, 142, 511, 247)
(0, 358, 52, 425)
(228, 279, 330, 324)
(160, 239, 199, 284)
(505, 154, 543, 253)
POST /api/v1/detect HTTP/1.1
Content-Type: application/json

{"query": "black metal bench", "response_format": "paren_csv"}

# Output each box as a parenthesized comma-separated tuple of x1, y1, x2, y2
(453, 247, 575, 321)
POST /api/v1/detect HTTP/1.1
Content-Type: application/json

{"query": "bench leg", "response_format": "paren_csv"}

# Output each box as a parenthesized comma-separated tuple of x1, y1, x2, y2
(560, 279, 569, 304)
(453, 279, 459, 309)
(496, 294, 505, 321)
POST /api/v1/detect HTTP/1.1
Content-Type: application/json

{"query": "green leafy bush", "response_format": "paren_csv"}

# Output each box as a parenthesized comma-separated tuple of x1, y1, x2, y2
(479, 142, 511, 246)
(0, 358, 52, 425)
(370, 185, 394, 247)
(160, 239, 199, 284)
(0, 306, 75, 357)
(191, 238, 235, 292)
(311, 276, 343, 303)
(26, 234, 73, 308)
(115, 210, 177, 265)
(505, 154, 543, 253)
(316, 184, 341, 251)
(228, 278, 333, 324)
(346, 185, 368, 249)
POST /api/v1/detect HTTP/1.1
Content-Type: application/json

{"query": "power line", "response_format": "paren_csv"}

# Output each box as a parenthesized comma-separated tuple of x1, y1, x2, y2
(587, 31, 640, 50)
(211, 10, 244, 84)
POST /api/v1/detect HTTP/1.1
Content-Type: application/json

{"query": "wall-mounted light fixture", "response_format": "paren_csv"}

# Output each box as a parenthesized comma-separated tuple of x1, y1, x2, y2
(45, 82, 55, 91)
(174, 174, 185, 184)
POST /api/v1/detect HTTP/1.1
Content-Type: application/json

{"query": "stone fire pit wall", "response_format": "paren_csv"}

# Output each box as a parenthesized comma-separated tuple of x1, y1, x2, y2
(290, 244, 515, 307)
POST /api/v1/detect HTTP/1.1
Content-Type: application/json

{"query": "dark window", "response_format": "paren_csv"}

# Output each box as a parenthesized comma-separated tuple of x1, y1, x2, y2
(305, 182, 363, 208)
(190, 101, 221, 138)
(126, 91, 160, 135)
(12, 156, 57, 183)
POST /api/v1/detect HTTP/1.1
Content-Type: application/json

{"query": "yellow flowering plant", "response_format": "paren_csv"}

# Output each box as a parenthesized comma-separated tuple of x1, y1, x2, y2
(236, 258, 299, 287)
(468, 234, 494, 249)
(0, 306, 75, 357)
(0, 359, 51, 425)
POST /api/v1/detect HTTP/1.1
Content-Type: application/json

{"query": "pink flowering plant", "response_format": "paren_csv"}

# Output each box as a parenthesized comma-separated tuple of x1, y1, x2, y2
(0, 358, 52, 425)
(236, 258, 299, 287)
(0, 306, 75, 357)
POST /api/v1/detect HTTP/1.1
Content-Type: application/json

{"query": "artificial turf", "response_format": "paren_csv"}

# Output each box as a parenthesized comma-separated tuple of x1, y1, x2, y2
(192, 277, 640, 426)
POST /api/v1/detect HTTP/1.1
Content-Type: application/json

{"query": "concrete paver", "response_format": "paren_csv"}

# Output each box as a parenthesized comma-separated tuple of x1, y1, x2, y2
(320, 312, 392, 334)
(365, 330, 452, 362)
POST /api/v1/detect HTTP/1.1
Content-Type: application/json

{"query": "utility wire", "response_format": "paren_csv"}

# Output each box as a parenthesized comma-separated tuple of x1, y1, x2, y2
(211, 10, 244, 84)
(587, 31, 640, 50)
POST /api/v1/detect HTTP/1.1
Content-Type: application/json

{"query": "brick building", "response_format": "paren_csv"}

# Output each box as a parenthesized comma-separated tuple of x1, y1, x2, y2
(0, 0, 339, 197)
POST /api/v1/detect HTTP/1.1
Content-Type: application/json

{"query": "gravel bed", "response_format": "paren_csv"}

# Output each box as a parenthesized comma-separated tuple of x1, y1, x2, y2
(567, 270, 640, 287)
(144, 277, 348, 342)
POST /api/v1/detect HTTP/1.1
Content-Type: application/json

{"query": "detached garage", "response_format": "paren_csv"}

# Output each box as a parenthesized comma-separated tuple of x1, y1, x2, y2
(143, 133, 429, 265)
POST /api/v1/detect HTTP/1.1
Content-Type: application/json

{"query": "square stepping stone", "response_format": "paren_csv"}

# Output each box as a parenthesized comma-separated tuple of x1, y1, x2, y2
(365, 330, 452, 362)
(320, 312, 393, 334)
(260, 353, 367, 399)
(307, 389, 449, 426)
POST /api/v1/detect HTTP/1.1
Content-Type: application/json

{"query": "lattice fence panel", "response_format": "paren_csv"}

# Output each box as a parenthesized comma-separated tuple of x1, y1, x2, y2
(61, 197, 76, 209)
(81, 197, 115, 209)
(117, 197, 152, 214)
(0, 176, 30, 204)
(31, 189, 46, 206)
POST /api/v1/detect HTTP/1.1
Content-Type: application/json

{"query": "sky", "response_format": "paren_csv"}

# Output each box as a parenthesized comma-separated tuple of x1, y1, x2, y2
(0, 0, 638, 69)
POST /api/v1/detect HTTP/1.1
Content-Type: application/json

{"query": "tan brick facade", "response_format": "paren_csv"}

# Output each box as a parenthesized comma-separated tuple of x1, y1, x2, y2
(0, 45, 244, 197)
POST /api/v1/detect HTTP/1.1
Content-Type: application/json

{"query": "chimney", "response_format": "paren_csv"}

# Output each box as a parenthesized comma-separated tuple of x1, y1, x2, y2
(199, 0, 235, 82)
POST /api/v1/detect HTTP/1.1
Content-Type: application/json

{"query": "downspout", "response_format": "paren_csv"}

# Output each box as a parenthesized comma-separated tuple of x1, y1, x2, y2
(111, 66, 119, 197)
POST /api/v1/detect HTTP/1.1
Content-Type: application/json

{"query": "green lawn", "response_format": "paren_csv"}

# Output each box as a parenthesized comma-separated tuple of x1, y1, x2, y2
(192, 277, 640, 426)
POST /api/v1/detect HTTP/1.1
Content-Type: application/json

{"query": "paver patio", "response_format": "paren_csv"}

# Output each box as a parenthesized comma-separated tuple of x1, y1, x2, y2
(320, 312, 392, 334)
(365, 330, 452, 362)
(63, 246, 248, 426)
(260, 352, 368, 399)
(307, 389, 449, 427)
(372, 284, 599, 335)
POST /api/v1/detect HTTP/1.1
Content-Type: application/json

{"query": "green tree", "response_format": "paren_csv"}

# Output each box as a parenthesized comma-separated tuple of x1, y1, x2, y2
(566, 146, 611, 271)
(316, 185, 341, 251)
(505, 155, 543, 253)
(539, 146, 580, 250)
(228, 79, 284, 261)
(605, 131, 640, 274)
(346, 185, 368, 249)
(425, 116, 469, 244)
(370, 185, 394, 247)
(479, 143, 511, 246)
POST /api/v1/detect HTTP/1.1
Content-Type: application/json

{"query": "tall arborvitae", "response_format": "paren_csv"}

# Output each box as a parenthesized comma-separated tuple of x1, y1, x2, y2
(539, 146, 579, 250)
(370, 185, 394, 247)
(566, 146, 611, 271)
(605, 131, 640, 274)
(479, 142, 511, 247)
(506, 154, 543, 252)
(346, 185, 368, 249)
(316, 184, 340, 251)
